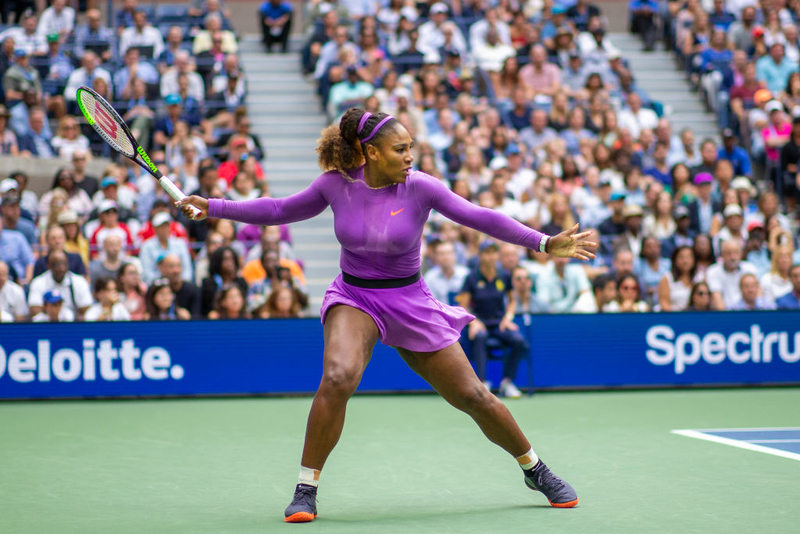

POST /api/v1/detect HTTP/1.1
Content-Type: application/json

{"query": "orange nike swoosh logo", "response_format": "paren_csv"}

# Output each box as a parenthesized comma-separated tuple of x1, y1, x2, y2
(390, 208, 405, 216)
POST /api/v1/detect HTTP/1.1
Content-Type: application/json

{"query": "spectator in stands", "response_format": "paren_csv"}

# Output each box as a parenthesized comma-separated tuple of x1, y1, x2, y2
(73, 8, 115, 63)
(139, 212, 193, 284)
(598, 191, 627, 236)
(157, 26, 185, 73)
(730, 273, 775, 311)
(255, 285, 302, 319)
(536, 254, 595, 313)
(417, 3, 467, 58)
(775, 264, 800, 309)
(0, 104, 18, 155)
(216, 110, 264, 161)
(69, 149, 99, 197)
(156, 253, 201, 317)
(760, 246, 794, 303)
(717, 129, 751, 178)
(1, 194, 34, 245)
(618, 92, 658, 139)
(780, 115, 800, 211)
(756, 43, 797, 95)
(51, 115, 89, 161)
(0, 208, 34, 283)
(706, 239, 758, 310)
(160, 50, 205, 103)
(201, 245, 248, 316)
(0, 11, 46, 56)
(33, 224, 84, 279)
(0, 259, 28, 321)
(423, 239, 469, 305)
(194, 13, 237, 55)
(55, 209, 88, 267)
(636, 236, 669, 304)
(519, 108, 557, 154)
(591, 273, 617, 313)
(116, 0, 139, 34)
(327, 65, 374, 122)
(84, 276, 132, 321)
(728, 6, 756, 52)
(145, 277, 191, 320)
(603, 274, 649, 312)
(208, 283, 249, 319)
(89, 232, 127, 280)
(37, 0, 75, 43)
(628, 0, 658, 51)
(658, 246, 697, 312)
(64, 51, 111, 108)
(260, 0, 293, 54)
(28, 250, 91, 319)
(469, 7, 511, 50)
(32, 289, 73, 322)
(118, 261, 146, 320)
(89, 200, 134, 258)
(114, 47, 159, 100)
(456, 241, 525, 397)
(120, 9, 165, 59)
(153, 94, 200, 149)
(520, 44, 561, 102)
(698, 27, 732, 115)
(218, 136, 265, 185)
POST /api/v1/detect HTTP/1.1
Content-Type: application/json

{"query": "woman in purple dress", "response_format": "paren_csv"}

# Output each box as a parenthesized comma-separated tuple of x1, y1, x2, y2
(178, 108, 596, 522)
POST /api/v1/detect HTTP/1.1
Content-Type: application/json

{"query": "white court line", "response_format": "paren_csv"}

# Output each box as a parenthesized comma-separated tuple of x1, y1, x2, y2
(747, 439, 800, 444)
(671, 430, 800, 462)
(688, 427, 800, 432)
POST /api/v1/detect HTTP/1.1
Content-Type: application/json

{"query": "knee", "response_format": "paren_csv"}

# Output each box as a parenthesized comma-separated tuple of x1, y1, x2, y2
(456, 383, 498, 415)
(320, 365, 360, 399)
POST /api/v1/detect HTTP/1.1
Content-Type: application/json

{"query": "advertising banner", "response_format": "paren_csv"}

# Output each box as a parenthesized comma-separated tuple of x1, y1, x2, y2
(1, 311, 798, 399)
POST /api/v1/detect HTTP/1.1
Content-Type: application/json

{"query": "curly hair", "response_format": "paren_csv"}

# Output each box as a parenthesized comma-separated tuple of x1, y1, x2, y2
(316, 107, 397, 181)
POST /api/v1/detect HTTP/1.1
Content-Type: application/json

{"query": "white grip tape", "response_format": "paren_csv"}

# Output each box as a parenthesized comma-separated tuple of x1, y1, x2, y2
(159, 177, 201, 217)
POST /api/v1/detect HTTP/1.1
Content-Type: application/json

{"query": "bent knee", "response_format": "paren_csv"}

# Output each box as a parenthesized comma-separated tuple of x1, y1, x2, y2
(455, 383, 498, 414)
(320, 366, 361, 398)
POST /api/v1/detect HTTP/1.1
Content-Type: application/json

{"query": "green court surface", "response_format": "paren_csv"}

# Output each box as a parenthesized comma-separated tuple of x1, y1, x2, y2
(1, 389, 798, 534)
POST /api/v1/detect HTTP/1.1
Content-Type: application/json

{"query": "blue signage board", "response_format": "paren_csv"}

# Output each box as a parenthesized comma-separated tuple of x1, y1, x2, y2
(0, 311, 798, 399)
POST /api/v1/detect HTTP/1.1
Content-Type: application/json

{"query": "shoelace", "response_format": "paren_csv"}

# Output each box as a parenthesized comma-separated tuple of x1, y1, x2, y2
(291, 485, 317, 506)
(534, 467, 566, 493)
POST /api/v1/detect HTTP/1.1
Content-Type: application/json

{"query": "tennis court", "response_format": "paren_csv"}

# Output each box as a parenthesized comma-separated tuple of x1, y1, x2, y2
(1, 388, 798, 534)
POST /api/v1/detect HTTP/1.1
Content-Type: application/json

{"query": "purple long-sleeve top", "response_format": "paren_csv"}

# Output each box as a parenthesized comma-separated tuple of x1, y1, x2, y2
(208, 168, 545, 279)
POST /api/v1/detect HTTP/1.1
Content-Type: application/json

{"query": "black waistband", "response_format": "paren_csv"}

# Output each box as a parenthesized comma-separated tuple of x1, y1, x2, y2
(342, 270, 421, 289)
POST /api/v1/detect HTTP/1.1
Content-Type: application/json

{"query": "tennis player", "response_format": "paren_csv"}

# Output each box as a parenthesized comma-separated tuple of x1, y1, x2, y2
(178, 109, 595, 522)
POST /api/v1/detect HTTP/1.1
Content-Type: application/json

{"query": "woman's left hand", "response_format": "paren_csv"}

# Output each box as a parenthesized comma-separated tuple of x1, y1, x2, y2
(546, 224, 597, 261)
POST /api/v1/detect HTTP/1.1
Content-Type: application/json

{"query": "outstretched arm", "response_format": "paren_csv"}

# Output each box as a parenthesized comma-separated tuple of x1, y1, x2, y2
(177, 174, 332, 225)
(421, 176, 595, 260)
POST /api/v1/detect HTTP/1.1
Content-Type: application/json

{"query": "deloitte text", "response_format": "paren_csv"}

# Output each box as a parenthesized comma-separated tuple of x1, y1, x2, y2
(0, 339, 184, 383)
(646, 325, 800, 374)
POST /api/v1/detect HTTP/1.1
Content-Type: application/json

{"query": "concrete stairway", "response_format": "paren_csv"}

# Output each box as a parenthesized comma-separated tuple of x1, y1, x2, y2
(239, 35, 337, 310)
(609, 32, 719, 142)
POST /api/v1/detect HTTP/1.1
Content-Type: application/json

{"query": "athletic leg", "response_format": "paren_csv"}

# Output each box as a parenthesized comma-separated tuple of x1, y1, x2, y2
(285, 305, 379, 523)
(397, 342, 578, 508)
(300, 304, 379, 469)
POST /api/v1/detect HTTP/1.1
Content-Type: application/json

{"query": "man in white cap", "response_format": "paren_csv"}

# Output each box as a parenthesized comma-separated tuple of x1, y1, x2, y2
(28, 250, 92, 319)
(32, 289, 75, 323)
(88, 200, 133, 259)
(139, 211, 193, 284)
(706, 239, 758, 310)
(713, 204, 747, 256)
(417, 3, 467, 57)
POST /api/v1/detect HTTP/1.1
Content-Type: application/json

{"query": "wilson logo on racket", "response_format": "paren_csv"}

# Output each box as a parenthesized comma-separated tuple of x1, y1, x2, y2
(95, 104, 118, 139)
(137, 146, 159, 174)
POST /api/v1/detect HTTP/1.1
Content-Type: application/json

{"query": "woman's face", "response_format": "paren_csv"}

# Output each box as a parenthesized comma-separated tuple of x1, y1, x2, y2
(618, 279, 639, 301)
(275, 288, 293, 313)
(694, 236, 712, 258)
(552, 196, 567, 218)
(777, 250, 792, 272)
(222, 287, 244, 315)
(643, 237, 660, 259)
(465, 148, 482, 170)
(452, 180, 470, 199)
(692, 284, 710, 309)
(121, 265, 140, 288)
(673, 165, 689, 186)
(262, 250, 279, 271)
(657, 192, 672, 215)
(604, 110, 617, 129)
(62, 221, 78, 239)
(370, 125, 414, 183)
(675, 248, 695, 274)
(221, 250, 236, 274)
(62, 119, 78, 140)
(761, 193, 778, 216)
(57, 172, 74, 191)
(154, 286, 174, 311)
(722, 188, 738, 206)
(233, 173, 252, 194)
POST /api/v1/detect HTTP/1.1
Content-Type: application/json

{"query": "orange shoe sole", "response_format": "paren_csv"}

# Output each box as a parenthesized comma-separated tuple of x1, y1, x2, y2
(284, 512, 317, 523)
(549, 498, 579, 508)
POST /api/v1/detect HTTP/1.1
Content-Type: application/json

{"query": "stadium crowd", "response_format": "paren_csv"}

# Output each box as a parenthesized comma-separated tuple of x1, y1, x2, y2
(300, 0, 799, 315)
(1, 0, 800, 327)
(0, 1, 308, 323)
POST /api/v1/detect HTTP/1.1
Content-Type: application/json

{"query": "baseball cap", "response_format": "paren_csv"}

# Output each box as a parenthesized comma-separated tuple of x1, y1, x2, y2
(1, 194, 20, 207)
(0, 178, 19, 193)
(479, 240, 499, 253)
(752, 26, 765, 37)
(13, 48, 28, 57)
(723, 204, 743, 218)
(43, 290, 64, 304)
(99, 199, 118, 213)
(754, 89, 772, 105)
(598, 176, 612, 187)
(765, 100, 784, 113)
(505, 144, 521, 156)
(747, 221, 765, 232)
(694, 172, 713, 185)
(553, 6, 568, 15)
(430, 2, 448, 14)
(489, 157, 508, 171)
(721, 128, 735, 138)
(610, 191, 626, 201)
(623, 204, 644, 218)
(57, 210, 79, 225)
(165, 93, 182, 105)
(101, 176, 117, 188)
(152, 212, 172, 227)
(673, 205, 690, 219)
(46, 33, 59, 43)
(231, 137, 247, 148)
(731, 177, 754, 191)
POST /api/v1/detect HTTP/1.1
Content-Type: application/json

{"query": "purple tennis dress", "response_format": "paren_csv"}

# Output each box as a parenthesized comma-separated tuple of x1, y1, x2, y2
(208, 168, 545, 352)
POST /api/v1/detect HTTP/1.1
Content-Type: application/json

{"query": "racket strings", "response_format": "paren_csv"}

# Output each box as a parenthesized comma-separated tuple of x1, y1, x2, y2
(78, 90, 136, 157)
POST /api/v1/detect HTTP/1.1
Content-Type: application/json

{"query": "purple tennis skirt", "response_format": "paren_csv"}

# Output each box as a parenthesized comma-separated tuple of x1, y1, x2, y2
(319, 274, 475, 352)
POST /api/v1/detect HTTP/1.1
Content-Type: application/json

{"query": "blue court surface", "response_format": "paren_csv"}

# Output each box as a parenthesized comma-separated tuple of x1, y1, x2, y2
(672, 427, 800, 461)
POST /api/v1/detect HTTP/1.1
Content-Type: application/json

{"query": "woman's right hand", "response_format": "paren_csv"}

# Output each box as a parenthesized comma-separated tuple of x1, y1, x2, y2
(176, 196, 209, 221)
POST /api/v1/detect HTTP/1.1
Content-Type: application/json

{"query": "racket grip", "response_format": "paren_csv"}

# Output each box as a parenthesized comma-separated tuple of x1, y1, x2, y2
(159, 177, 201, 217)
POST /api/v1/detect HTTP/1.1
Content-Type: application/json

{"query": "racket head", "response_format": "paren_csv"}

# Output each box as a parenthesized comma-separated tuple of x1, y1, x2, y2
(76, 85, 138, 158)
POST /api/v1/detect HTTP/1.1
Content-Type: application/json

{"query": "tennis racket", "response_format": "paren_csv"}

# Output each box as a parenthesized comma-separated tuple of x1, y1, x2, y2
(75, 85, 201, 218)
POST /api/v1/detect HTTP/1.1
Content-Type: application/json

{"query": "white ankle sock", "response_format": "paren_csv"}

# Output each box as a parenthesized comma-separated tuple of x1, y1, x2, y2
(298, 465, 320, 487)
(516, 448, 539, 470)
